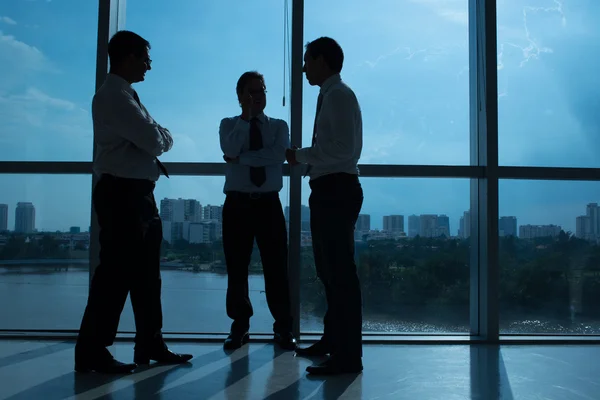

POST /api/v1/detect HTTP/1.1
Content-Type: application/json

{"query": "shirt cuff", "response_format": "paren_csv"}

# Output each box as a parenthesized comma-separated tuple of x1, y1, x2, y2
(295, 148, 311, 164)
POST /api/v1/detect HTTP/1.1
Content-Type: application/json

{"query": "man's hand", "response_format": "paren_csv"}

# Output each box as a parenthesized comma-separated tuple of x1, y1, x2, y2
(285, 148, 299, 165)
(223, 155, 239, 164)
(240, 92, 253, 121)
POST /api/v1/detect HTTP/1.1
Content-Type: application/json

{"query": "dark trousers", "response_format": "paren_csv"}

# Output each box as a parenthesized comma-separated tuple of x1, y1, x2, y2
(309, 173, 364, 362)
(76, 174, 163, 353)
(222, 191, 293, 334)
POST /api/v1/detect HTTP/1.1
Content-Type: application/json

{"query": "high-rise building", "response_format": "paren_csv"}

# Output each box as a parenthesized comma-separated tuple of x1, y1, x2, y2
(587, 203, 600, 236)
(70, 226, 81, 234)
(356, 214, 371, 232)
(408, 215, 420, 237)
(203, 205, 223, 223)
(419, 214, 438, 237)
(383, 215, 404, 233)
(458, 210, 471, 239)
(519, 224, 562, 239)
(160, 198, 202, 223)
(0, 204, 7, 232)
(576, 215, 593, 240)
(15, 202, 35, 233)
(437, 215, 450, 237)
(189, 220, 220, 244)
(499, 216, 517, 237)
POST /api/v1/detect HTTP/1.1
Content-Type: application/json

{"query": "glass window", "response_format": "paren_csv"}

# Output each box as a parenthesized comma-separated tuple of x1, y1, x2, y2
(303, 0, 470, 165)
(300, 178, 471, 334)
(0, 1, 97, 161)
(117, 175, 292, 334)
(123, 0, 291, 163)
(0, 174, 91, 330)
(497, 1, 600, 167)
(499, 180, 600, 334)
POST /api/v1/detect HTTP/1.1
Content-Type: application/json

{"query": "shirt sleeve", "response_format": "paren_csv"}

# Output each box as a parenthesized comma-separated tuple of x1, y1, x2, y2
(238, 120, 290, 167)
(100, 90, 171, 157)
(158, 125, 174, 152)
(295, 89, 356, 166)
(219, 117, 249, 158)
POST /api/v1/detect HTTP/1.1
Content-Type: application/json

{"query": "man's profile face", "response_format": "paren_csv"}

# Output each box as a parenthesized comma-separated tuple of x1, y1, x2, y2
(130, 46, 152, 83)
(303, 50, 321, 86)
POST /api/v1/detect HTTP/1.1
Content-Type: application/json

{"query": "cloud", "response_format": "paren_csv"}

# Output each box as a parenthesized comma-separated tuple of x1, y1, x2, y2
(0, 16, 17, 25)
(12, 87, 77, 111)
(0, 30, 52, 72)
(0, 87, 88, 133)
(408, 0, 468, 25)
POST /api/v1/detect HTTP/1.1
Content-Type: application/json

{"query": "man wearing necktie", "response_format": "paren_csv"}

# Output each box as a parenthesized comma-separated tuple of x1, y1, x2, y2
(75, 31, 192, 374)
(219, 71, 297, 351)
(286, 37, 364, 375)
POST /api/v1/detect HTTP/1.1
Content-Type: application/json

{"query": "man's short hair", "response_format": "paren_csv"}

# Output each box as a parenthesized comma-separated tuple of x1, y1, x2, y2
(305, 37, 344, 73)
(108, 30, 150, 68)
(236, 71, 266, 98)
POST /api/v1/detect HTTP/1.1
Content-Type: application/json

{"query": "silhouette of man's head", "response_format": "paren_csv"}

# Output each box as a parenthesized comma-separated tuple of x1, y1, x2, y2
(303, 37, 344, 87)
(236, 71, 267, 115)
(108, 30, 152, 84)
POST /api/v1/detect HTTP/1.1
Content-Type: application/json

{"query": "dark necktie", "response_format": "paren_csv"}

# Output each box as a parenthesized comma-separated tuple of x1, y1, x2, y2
(249, 118, 267, 187)
(131, 90, 169, 178)
(305, 93, 323, 176)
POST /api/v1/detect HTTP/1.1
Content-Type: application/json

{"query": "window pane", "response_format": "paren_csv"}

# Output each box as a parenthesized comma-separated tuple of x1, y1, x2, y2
(0, 1, 97, 161)
(299, 178, 470, 334)
(499, 180, 600, 334)
(124, 1, 290, 163)
(497, 1, 600, 167)
(117, 175, 291, 334)
(0, 174, 90, 330)
(303, 0, 470, 165)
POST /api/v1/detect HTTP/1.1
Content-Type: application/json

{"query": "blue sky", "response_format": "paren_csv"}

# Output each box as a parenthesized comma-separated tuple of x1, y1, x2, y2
(0, 0, 598, 233)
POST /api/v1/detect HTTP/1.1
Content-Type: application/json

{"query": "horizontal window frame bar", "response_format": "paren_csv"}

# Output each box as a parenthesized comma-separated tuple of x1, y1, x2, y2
(2, 330, 600, 344)
(1, 162, 600, 181)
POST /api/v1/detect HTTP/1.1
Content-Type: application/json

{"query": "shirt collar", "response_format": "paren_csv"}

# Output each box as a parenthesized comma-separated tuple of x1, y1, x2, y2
(247, 112, 267, 123)
(106, 73, 135, 94)
(320, 73, 341, 95)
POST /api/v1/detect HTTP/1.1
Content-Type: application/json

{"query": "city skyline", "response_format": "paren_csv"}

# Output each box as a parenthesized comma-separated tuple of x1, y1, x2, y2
(4, 195, 600, 240)
(2, 1, 599, 237)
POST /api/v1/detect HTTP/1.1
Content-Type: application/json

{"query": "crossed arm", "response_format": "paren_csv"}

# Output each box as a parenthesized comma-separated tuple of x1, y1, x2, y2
(219, 118, 290, 167)
(99, 90, 173, 156)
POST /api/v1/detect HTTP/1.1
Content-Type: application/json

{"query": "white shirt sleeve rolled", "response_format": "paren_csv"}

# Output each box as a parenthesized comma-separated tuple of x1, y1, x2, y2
(220, 117, 250, 158)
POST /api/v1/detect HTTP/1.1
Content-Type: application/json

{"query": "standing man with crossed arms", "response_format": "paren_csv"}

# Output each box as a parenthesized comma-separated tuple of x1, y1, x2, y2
(75, 30, 192, 373)
(286, 37, 364, 375)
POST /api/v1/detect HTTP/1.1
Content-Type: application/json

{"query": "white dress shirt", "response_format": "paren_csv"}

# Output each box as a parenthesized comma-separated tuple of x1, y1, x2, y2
(219, 113, 290, 193)
(295, 74, 363, 180)
(92, 73, 173, 181)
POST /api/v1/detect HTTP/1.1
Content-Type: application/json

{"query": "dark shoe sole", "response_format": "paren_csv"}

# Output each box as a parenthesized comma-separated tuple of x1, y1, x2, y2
(295, 347, 330, 357)
(224, 333, 250, 350)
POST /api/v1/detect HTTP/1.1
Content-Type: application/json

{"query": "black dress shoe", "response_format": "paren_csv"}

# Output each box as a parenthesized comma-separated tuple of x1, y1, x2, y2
(224, 332, 249, 350)
(274, 332, 297, 350)
(295, 340, 330, 357)
(75, 348, 137, 374)
(306, 359, 363, 375)
(134, 341, 193, 365)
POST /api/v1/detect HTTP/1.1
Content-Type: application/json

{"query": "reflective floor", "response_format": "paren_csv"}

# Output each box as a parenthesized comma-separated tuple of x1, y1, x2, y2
(0, 339, 599, 399)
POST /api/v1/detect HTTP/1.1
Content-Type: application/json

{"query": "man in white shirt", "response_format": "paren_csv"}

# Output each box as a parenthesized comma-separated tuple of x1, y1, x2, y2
(219, 71, 297, 351)
(286, 37, 364, 375)
(75, 30, 192, 374)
